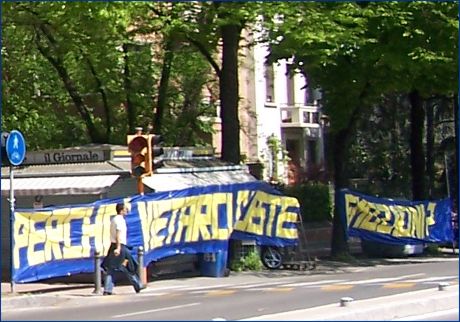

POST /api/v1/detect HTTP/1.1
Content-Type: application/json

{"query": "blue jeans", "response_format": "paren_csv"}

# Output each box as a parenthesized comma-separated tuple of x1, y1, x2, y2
(103, 265, 143, 294)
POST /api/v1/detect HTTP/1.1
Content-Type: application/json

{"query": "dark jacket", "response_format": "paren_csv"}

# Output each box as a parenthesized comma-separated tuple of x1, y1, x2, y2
(101, 243, 138, 274)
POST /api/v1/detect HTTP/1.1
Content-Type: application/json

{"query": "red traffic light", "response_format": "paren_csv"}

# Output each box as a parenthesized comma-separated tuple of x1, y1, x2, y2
(128, 136, 148, 154)
(127, 135, 152, 177)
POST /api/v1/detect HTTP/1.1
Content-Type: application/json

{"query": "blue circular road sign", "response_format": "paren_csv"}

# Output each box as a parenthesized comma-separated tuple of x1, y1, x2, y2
(6, 130, 26, 166)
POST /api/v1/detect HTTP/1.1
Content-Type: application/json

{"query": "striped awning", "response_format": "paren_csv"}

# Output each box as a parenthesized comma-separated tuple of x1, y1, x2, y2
(142, 170, 257, 192)
(1, 175, 120, 197)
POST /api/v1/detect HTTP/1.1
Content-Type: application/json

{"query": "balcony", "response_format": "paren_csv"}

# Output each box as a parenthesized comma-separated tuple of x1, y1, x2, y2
(280, 104, 321, 129)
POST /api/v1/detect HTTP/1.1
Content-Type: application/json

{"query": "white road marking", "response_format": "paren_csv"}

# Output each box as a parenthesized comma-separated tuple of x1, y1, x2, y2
(230, 282, 286, 289)
(405, 275, 458, 283)
(284, 279, 347, 287)
(180, 283, 234, 291)
(336, 273, 425, 285)
(112, 302, 200, 318)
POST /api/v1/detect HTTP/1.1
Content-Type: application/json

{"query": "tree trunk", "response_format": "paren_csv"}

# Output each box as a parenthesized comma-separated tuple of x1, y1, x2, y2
(330, 129, 350, 257)
(154, 38, 174, 135)
(453, 93, 459, 204)
(219, 23, 241, 164)
(426, 99, 434, 198)
(329, 82, 370, 257)
(123, 44, 136, 134)
(409, 90, 426, 200)
(84, 52, 112, 142)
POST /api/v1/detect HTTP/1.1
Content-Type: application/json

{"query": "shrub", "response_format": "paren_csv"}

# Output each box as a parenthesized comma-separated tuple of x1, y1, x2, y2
(282, 183, 332, 223)
(230, 251, 263, 271)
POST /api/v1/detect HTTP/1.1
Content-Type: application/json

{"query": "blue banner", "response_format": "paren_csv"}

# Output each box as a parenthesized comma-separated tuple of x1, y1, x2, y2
(338, 189, 454, 245)
(13, 181, 300, 283)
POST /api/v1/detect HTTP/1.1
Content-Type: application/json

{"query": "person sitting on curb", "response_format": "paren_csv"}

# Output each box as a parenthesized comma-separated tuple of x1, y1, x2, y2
(101, 202, 146, 295)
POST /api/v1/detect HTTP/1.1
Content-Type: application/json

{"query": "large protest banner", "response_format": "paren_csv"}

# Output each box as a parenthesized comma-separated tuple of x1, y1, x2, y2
(338, 189, 453, 245)
(13, 182, 299, 283)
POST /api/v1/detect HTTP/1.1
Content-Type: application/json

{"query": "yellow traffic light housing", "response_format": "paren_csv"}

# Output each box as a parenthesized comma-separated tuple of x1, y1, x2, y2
(127, 134, 152, 177)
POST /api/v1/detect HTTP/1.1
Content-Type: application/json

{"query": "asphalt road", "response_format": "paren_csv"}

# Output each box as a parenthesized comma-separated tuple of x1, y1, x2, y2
(2, 260, 458, 321)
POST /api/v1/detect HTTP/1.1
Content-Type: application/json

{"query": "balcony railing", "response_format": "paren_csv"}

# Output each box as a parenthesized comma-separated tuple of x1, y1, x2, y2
(279, 104, 321, 129)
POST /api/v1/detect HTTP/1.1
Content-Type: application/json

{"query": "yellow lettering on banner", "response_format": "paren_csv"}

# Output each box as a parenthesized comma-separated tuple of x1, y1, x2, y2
(425, 202, 436, 236)
(236, 191, 268, 236)
(234, 191, 298, 239)
(189, 194, 212, 242)
(344, 194, 360, 225)
(234, 190, 251, 232)
(44, 213, 64, 261)
(138, 199, 172, 251)
(408, 205, 424, 239)
(173, 198, 192, 244)
(138, 200, 157, 252)
(373, 203, 393, 235)
(165, 202, 179, 246)
(26, 212, 48, 266)
(210, 193, 232, 240)
(355, 200, 376, 231)
(389, 205, 411, 238)
(13, 212, 36, 269)
(59, 208, 84, 260)
(345, 193, 440, 241)
(276, 196, 299, 239)
(405, 206, 416, 238)
(90, 203, 115, 256)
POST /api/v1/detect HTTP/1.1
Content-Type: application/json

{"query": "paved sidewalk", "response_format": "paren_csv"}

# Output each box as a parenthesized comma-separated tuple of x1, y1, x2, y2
(2, 254, 458, 313)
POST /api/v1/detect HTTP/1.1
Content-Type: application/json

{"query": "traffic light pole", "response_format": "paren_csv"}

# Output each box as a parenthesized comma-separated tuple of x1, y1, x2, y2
(136, 177, 147, 284)
(9, 166, 15, 293)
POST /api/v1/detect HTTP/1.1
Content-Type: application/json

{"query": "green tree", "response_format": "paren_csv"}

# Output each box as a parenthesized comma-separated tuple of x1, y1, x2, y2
(264, 2, 457, 256)
(2, 2, 217, 149)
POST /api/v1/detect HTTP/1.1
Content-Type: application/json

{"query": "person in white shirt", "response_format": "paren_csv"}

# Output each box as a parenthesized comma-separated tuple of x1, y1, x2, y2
(102, 202, 145, 295)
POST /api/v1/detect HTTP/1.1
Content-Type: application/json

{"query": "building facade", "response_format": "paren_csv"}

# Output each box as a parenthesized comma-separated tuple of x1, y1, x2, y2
(211, 29, 327, 185)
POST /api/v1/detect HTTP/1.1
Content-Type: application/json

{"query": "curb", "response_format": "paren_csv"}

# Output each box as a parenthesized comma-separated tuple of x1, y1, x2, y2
(240, 286, 459, 321)
(2, 294, 73, 310)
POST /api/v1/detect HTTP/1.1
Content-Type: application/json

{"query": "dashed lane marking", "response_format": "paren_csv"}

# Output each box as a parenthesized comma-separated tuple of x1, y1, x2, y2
(270, 287, 294, 292)
(204, 290, 237, 296)
(320, 284, 354, 291)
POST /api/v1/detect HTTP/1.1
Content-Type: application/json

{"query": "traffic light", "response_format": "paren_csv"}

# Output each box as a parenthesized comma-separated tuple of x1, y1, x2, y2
(151, 134, 164, 171)
(1, 132, 10, 166)
(127, 134, 152, 177)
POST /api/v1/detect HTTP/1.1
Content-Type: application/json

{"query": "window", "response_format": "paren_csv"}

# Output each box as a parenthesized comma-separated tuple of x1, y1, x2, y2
(303, 111, 310, 123)
(265, 64, 275, 103)
(312, 112, 319, 124)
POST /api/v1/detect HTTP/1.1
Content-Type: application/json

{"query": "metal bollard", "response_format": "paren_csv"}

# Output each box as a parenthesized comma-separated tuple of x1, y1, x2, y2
(340, 297, 354, 307)
(93, 250, 102, 294)
(438, 282, 449, 291)
(138, 246, 146, 285)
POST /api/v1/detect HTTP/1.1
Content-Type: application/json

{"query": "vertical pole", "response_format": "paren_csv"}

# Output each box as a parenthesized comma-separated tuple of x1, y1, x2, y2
(444, 153, 456, 254)
(444, 153, 451, 198)
(137, 246, 147, 285)
(93, 250, 101, 294)
(9, 166, 15, 293)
